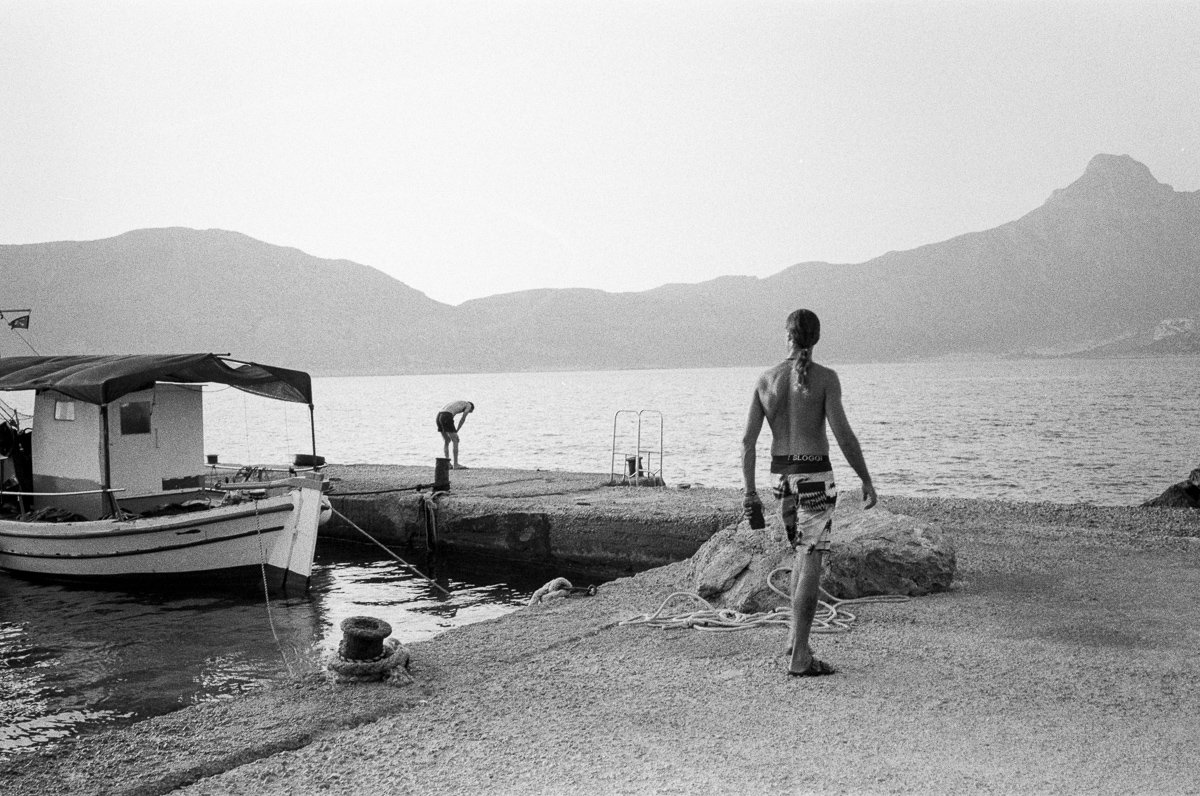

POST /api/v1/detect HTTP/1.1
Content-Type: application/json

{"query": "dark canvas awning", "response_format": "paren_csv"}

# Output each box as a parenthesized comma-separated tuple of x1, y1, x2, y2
(0, 354, 313, 406)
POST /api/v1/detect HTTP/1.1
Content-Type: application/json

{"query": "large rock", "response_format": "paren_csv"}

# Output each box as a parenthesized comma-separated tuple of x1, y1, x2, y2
(688, 521, 792, 614)
(688, 495, 956, 611)
(822, 506, 956, 599)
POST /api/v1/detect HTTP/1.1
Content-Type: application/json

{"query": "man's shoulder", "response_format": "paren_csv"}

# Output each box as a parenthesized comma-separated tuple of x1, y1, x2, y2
(759, 360, 792, 379)
(755, 361, 792, 390)
(809, 361, 839, 381)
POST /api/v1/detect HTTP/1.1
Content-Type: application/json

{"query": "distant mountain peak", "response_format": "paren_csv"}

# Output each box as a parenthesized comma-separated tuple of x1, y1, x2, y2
(1045, 153, 1173, 212)
(1084, 153, 1154, 178)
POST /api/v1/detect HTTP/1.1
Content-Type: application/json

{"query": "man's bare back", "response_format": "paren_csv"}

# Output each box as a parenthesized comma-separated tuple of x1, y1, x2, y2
(755, 359, 835, 458)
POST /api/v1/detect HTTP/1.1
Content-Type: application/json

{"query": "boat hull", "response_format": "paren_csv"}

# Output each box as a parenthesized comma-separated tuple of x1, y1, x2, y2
(0, 476, 325, 588)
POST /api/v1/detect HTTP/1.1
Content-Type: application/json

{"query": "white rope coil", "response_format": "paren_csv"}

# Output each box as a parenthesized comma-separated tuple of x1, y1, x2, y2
(529, 577, 573, 605)
(619, 568, 908, 633)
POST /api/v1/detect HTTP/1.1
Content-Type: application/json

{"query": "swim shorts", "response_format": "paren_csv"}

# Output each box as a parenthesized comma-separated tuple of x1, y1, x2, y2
(435, 411, 456, 433)
(771, 455, 836, 552)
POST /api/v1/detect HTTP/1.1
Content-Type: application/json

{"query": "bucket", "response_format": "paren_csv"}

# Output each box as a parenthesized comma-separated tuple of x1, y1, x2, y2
(434, 457, 451, 490)
(293, 453, 326, 467)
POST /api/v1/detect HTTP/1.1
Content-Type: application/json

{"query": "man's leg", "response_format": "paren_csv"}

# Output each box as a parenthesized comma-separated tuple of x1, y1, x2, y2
(449, 432, 461, 467)
(778, 472, 837, 676)
(441, 432, 451, 460)
(788, 545, 826, 675)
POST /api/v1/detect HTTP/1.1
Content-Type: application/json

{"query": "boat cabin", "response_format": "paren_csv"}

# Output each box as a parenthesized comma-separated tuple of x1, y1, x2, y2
(31, 384, 206, 519)
(0, 354, 316, 523)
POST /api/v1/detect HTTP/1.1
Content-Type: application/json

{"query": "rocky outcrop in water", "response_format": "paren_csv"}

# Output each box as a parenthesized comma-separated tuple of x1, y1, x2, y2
(1142, 467, 1200, 509)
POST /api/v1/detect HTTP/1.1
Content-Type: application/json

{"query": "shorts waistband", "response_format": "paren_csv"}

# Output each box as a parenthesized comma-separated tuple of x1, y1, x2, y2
(770, 454, 831, 474)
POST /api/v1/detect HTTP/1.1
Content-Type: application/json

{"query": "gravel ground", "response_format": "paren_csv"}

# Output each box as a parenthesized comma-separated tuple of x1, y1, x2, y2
(4, 496, 1200, 795)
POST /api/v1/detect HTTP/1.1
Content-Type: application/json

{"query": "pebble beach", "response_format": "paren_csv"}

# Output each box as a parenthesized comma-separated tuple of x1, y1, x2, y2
(3, 478, 1200, 795)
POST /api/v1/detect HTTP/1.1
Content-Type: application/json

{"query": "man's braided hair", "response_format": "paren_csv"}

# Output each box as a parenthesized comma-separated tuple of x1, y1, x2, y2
(786, 309, 821, 395)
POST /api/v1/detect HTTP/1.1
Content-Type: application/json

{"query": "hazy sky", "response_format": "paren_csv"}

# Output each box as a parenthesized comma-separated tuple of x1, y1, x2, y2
(3, 1, 1197, 305)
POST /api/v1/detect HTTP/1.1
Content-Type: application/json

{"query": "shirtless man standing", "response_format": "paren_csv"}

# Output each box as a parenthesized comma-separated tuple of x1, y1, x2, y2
(436, 400, 474, 469)
(741, 309, 877, 677)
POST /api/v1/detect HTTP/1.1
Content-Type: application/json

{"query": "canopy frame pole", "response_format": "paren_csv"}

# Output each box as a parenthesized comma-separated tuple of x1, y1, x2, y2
(98, 404, 120, 517)
(309, 404, 317, 456)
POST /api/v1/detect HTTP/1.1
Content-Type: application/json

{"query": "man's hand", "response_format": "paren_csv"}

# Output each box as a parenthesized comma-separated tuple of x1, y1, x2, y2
(862, 480, 878, 510)
(742, 491, 765, 529)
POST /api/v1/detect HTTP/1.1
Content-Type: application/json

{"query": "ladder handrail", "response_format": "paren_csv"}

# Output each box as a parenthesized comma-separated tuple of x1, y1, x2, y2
(610, 409, 664, 486)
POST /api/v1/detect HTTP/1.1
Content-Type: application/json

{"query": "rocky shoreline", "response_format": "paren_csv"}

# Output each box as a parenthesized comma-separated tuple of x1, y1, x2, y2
(3, 487, 1199, 795)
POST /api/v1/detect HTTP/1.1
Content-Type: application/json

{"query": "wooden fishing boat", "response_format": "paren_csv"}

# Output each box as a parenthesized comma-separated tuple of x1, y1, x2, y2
(0, 354, 328, 590)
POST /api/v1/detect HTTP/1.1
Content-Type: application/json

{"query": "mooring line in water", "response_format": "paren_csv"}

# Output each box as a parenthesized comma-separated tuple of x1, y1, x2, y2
(331, 507, 452, 596)
(254, 499, 296, 677)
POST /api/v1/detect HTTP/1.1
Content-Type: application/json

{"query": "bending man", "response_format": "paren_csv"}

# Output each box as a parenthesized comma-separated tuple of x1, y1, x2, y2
(741, 309, 877, 677)
(436, 400, 475, 469)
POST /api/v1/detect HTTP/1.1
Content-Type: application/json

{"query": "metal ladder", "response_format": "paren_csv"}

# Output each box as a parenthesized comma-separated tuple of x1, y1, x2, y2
(609, 410, 664, 486)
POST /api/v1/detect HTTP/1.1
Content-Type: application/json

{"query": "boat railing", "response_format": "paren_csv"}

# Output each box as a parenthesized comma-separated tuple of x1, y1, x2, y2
(206, 462, 323, 487)
(0, 487, 127, 517)
(215, 471, 326, 493)
(0, 487, 127, 497)
(215, 479, 296, 493)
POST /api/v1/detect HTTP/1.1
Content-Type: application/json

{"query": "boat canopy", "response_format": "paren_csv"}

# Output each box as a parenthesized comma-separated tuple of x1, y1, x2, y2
(0, 354, 313, 406)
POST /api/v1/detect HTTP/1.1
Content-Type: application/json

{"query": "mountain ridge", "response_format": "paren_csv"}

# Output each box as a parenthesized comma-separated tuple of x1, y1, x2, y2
(2, 154, 1197, 374)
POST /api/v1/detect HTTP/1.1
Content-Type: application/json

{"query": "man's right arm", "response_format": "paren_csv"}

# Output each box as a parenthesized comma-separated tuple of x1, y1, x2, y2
(741, 389, 765, 497)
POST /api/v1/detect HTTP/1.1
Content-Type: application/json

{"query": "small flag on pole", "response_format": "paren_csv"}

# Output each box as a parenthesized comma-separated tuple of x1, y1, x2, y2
(8, 315, 30, 330)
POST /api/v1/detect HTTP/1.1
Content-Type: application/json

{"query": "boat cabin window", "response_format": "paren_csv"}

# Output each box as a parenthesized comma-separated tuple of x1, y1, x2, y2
(54, 400, 76, 421)
(119, 401, 152, 435)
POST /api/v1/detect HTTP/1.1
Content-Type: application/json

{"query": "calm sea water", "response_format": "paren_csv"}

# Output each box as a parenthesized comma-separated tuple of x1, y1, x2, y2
(209, 357, 1200, 506)
(3, 357, 1198, 758)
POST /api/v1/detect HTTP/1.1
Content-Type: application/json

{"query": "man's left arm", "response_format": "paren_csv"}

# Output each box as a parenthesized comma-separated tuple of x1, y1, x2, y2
(825, 374, 877, 509)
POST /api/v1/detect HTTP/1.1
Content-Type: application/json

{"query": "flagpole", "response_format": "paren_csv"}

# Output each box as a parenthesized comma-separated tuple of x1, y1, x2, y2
(1, 308, 37, 355)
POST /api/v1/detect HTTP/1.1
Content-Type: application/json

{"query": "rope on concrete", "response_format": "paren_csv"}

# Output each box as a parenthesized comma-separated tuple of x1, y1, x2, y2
(529, 578, 599, 605)
(619, 568, 908, 633)
(327, 638, 412, 686)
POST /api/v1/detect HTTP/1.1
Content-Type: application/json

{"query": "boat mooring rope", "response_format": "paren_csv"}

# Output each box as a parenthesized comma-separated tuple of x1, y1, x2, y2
(327, 638, 412, 686)
(618, 568, 908, 633)
(252, 501, 296, 677)
(330, 507, 452, 596)
(253, 498, 296, 677)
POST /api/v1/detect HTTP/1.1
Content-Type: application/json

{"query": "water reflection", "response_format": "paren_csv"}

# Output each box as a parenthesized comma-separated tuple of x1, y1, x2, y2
(0, 540, 589, 760)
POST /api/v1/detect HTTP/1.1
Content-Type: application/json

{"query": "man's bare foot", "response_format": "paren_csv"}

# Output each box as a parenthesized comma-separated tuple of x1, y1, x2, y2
(788, 658, 836, 677)
(452, 463, 469, 469)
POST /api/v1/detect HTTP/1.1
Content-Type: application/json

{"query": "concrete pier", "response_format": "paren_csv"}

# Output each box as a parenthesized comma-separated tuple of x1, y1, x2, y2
(323, 464, 737, 577)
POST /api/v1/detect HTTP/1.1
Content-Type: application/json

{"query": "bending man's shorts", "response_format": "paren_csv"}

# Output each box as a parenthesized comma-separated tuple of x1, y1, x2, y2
(435, 411, 456, 433)
(771, 456, 837, 553)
